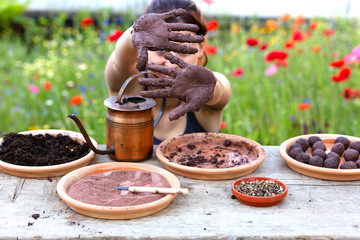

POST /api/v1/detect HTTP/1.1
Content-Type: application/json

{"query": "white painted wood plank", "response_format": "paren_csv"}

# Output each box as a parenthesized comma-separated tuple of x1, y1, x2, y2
(0, 146, 359, 239)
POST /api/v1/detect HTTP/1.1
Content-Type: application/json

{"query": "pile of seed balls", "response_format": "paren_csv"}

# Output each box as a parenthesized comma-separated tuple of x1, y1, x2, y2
(288, 136, 360, 169)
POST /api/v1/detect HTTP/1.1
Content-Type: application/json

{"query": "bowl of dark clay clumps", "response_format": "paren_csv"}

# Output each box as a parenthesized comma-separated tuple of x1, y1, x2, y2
(56, 162, 181, 219)
(156, 133, 266, 180)
(231, 176, 288, 207)
(279, 134, 360, 181)
(0, 130, 96, 178)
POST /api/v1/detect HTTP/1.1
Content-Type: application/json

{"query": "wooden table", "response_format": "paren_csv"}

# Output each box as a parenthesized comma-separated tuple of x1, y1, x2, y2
(1, 145, 360, 239)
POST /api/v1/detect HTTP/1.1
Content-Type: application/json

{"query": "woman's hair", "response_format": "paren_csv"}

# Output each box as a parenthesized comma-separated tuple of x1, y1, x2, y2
(145, 0, 208, 66)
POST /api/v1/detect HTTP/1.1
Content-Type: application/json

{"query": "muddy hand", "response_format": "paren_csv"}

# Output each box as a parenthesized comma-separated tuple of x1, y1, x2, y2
(138, 52, 216, 121)
(132, 8, 204, 71)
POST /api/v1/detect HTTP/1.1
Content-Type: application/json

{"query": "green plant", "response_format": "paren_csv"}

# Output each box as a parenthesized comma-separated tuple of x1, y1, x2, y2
(0, 0, 29, 32)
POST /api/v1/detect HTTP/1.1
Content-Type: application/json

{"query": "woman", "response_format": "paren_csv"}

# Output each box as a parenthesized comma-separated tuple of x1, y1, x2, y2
(105, 0, 231, 144)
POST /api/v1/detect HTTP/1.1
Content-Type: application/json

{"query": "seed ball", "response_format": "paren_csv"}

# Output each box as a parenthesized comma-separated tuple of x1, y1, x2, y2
(331, 142, 345, 156)
(323, 157, 339, 169)
(326, 152, 340, 163)
(340, 161, 357, 169)
(295, 152, 310, 164)
(308, 136, 322, 147)
(355, 159, 360, 168)
(295, 138, 309, 152)
(289, 148, 303, 159)
(334, 136, 350, 149)
(343, 149, 359, 162)
(349, 141, 360, 152)
(308, 156, 323, 167)
(312, 149, 326, 160)
(312, 141, 326, 152)
(289, 143, 303, 152)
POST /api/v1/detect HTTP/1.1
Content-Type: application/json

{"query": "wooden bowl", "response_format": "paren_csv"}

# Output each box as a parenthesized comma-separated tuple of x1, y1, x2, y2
(56, 162, 180, 219)
(156, 133, 266, 180)
(0, 129, 97, 178)
(279, 134, 360, 181)
(231, 176, 288, 207)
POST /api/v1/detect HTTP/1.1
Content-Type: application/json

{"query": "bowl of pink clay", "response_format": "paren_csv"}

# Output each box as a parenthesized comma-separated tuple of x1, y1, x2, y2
(57, 162, 184, 219)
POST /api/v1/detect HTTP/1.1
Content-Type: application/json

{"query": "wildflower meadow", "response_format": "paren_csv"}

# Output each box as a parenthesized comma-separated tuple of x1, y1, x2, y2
(1, 3, 360, 145)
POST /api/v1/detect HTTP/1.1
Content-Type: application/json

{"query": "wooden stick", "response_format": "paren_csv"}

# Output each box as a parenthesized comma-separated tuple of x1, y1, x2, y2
(115, 186, 190, 195)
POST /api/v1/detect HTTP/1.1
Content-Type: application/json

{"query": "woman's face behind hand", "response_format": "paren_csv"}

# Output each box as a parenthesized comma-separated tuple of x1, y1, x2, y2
(148, 31, 204, 71)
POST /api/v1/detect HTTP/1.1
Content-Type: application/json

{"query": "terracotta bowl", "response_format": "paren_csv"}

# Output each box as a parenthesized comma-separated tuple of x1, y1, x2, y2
(57, 162, 181, 219)
(279, 134, 360, 181)
(0, 129, 97, 178)
(231, 176, 288, 207)
(156, 133, 266, 180)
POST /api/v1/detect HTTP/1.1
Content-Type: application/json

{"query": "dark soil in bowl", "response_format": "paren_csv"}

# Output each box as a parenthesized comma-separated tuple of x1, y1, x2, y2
(0, 132, 90, 166)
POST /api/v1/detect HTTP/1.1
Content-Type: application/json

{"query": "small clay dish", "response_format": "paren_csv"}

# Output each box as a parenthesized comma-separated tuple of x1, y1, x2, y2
(57, 162, 181, 219)
(231, 177, 288, 207)
(279, 134, 360, 181)
(0, 129, 97, 178)
(156, 133, 266, 180)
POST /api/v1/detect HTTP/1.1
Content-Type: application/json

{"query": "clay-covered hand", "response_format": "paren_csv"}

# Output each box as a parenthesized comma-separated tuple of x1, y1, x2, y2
(138, 52, 216, 121)
(132, 8, 204, 71)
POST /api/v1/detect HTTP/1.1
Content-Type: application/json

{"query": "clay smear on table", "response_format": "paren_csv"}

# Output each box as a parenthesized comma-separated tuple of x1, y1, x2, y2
(166, 140, 258, 168)
(67, 170, 170, 207)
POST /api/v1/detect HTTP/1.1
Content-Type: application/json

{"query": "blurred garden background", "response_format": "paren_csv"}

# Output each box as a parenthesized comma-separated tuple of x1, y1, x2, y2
(1, 0, 360, 145)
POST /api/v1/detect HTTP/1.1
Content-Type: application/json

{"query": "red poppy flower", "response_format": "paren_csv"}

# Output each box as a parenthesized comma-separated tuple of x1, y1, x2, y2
(298, 103, 310, 111)
(338, 67, 351, 78)
(43, 81, 52, 90)
(280, 14, 291, 22)
(246, 38, 259, 47)
(207, 20, 218, 31)
(312, 45, 321, 53)
(230, 67, 244, 77)
(331, 67, 352, 82)
(265, 50, 288, 62)
(70, 95, 83, 106)
(266, 19, 278, 31)
(292, 29, 304, 42)
(329, 59, 345, 68)
(80, 17, 94, 27)
(322, 28, 334, 37)
(292, 15, 305, 29)
(259, 43, 267, 51)
(284, 41, 294, 49)
(342, 87, 359, 100)
(309, 22, 318, 31)
(220, 121, 227, 130)
(107, 29, 123, 42)
(205, 45, 217, 55)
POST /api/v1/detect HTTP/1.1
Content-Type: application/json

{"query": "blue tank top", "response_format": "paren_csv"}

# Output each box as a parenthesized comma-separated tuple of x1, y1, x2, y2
(153, 112, 207, 145)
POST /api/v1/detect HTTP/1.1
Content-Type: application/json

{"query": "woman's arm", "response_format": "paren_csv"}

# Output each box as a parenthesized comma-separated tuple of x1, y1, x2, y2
(195, 72, 231, 132)
(104, 27, 140, 97)
(205, 72, 231, 110)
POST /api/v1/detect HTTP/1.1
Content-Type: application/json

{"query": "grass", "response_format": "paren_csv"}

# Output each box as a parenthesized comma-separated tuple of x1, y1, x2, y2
(1, 11, 360, 145)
